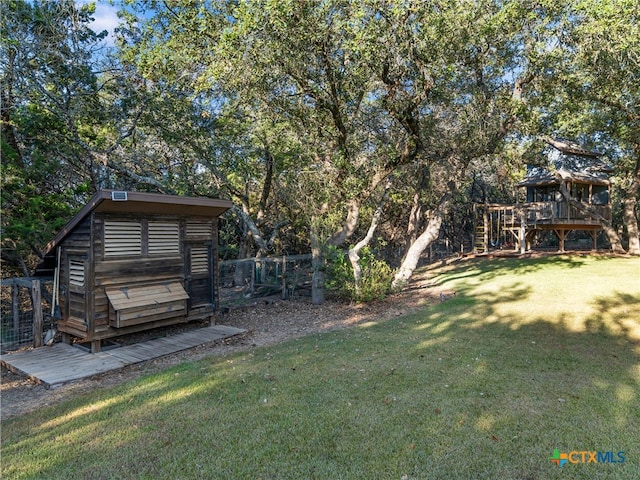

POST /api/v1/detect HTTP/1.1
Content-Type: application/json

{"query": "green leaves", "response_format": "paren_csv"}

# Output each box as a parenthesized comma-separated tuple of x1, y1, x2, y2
(4, 0, 638, 272)
(2, 0, 124, 270)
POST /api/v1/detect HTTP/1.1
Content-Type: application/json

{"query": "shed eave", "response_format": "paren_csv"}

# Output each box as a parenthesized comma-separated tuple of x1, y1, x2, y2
(93, 191, 233, 217)
(39, 190, 232, 260)
(41, 191, 109, 258)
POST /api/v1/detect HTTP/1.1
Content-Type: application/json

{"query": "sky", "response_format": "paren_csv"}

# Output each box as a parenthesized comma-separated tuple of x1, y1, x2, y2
(78, 0, 122, 45)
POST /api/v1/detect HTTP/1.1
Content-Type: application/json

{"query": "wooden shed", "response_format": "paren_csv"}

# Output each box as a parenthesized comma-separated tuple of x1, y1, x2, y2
(35, 190, 232, 353)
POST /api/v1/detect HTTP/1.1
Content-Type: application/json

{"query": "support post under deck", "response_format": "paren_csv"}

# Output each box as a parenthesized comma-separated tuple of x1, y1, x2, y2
(483, 207, 489, 254)
(555, 229, 567, 252)
(519, 210, 526, 254)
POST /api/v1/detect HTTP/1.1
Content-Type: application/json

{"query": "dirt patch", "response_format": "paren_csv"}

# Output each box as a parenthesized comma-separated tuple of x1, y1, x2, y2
(1, 270, 444, 421)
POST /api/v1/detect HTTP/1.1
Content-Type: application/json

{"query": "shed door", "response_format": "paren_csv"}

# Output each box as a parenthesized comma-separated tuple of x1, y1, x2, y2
(185, 243, 214, 308)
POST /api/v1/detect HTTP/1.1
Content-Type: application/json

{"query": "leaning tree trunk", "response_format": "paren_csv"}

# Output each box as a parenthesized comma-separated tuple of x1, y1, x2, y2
(574, 203, 625, 253)
(392, 195, 451, 290)
(348, 181, 391, 294)
(603, 226, 625, 253)
(406, 169, 429, 247)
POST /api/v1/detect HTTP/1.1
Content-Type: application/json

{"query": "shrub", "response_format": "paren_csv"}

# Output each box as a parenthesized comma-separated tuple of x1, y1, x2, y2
(326, 245, 393, 302)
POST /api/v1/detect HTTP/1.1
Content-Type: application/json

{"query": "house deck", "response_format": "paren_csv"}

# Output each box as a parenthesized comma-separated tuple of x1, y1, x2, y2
(0, 325, 246, 389)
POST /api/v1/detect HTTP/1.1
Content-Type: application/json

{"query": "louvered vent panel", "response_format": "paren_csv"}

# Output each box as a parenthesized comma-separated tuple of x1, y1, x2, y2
(191, 247, 209, 274)
(148, 222, 180, 254)
(69, 260, 85, 287)
(186, 221, 212, 238)
(104, 221, 142, 256)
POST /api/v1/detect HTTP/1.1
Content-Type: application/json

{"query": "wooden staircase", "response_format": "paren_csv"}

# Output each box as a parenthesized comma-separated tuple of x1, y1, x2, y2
(474, 225, 486, 253)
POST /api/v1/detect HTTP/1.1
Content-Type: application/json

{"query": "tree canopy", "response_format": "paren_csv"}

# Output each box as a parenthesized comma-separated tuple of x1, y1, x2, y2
(2, 0, 638, 288)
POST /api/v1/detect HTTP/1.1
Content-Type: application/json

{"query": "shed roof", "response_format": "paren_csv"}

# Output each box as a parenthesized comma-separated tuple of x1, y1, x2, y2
(42, 190, 232, 257)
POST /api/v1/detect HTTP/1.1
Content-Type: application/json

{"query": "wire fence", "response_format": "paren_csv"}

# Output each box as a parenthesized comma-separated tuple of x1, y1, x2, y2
(1, 255, 315, 353)
(219, 254, 314, 306)
(1, 278, 55, 354)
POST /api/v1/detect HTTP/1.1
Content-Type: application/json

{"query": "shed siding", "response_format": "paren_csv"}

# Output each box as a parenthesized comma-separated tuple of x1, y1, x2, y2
(89, 213, 215, 341)
(58, 215, 92, 336)
(43, 193, 230, 351)
(62, 216, 92, 251)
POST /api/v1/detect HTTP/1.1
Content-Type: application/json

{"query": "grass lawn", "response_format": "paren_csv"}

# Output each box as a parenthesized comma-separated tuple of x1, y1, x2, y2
(1, 255, 639, 479)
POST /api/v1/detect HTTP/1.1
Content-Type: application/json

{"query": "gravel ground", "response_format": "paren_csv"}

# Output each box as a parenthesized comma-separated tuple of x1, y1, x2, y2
(1, 271, 444, 421)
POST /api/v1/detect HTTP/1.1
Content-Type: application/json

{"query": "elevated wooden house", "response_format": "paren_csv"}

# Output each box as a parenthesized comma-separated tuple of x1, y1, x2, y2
(35, 190, 232, 352)
(475, 140, 613, 253)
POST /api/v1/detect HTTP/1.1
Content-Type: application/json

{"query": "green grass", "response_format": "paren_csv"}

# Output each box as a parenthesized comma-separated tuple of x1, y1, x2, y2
(2, 255, 639, 479)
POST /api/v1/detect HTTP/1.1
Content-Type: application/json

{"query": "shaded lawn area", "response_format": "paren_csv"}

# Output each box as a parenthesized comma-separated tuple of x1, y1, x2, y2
(1, 255, 639, 479)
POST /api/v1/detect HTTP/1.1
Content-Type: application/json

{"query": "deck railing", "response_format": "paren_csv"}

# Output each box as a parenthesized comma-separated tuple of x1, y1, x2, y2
(495, 201, 611, 226)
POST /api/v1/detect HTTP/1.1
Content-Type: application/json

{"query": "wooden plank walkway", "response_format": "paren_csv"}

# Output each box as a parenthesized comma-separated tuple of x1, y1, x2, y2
(0, 325, 246, 389)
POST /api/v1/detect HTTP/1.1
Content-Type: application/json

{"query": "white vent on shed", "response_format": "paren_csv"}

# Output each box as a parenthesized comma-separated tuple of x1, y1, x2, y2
(111, 191, 128, 201)
(69, 260, 85, 286)
(190, 246, 210, 274)
(148, 221, 180, 255)
(186, 221, 213, 238)
(104, 221, 142, 256)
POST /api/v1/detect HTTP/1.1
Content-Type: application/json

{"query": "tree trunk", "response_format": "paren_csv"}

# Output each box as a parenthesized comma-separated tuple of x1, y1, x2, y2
(232, 205, 269, 253)
(311, 198, 363, 304)
(600, 221, 626, 254)
(231, 204, 289, 257)
(329, 199, 360, 246)
(622, 166, 640, 255)
(257, 146, 274, 222)
(348, 181, 391, 293)
(406, 192, 421, 247)
(310, 217, 325, 305)
(392, 195, 451, 290)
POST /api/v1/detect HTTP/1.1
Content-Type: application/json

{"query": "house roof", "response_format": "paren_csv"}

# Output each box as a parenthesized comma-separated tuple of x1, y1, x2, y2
(41, 190, 233, 258)
(517, 142, 613, 188)
(544, 137, 603, 157)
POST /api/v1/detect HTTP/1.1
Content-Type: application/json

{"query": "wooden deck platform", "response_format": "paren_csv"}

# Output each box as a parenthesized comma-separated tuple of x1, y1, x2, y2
(0, 325, 246, 389)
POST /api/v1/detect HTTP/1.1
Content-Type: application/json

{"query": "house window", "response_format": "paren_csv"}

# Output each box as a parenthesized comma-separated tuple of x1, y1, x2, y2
(571, 183, 588, 203)
(148, 221, 180, 255)
(104, 221, 142, 256)
(592, 185, 609, 205)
